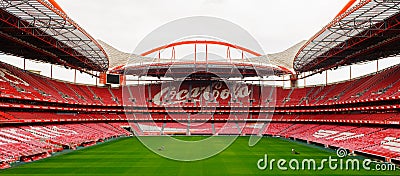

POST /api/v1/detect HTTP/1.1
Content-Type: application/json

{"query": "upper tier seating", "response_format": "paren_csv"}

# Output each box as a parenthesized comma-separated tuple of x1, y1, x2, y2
(2, 61, 400, 108)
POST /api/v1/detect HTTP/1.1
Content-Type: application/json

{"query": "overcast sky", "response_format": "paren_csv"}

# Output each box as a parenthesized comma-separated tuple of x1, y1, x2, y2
(57, 0, 350, 54)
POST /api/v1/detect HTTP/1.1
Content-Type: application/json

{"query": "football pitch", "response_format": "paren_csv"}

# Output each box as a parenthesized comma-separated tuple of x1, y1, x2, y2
(1, 136, 397, 175)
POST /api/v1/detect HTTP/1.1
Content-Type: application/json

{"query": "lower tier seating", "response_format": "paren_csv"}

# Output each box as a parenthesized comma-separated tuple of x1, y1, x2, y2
(0, 123, 130, 165)
(264, 123, 400, 159)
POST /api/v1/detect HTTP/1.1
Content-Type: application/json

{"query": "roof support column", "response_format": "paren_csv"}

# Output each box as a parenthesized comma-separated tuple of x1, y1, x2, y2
(326, 70, 328, 85)
(349, 66, 352, 80)
(194, 44, 197, 64)
(74, 69, 77, 84)
(376, 60, 379, 72)
(96, 72, 98, 87)
(206, 44, 208, 64)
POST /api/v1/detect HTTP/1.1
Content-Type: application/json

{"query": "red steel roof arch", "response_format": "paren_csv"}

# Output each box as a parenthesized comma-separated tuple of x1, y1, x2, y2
(111, 40, 294, 75)
(140, 40, 263, 57)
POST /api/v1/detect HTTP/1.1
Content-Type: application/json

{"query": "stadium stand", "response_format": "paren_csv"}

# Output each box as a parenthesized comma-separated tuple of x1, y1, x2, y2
(2, 60, 400, 110)
(2, 0, 400, 170)
(1, 0, 400, 168)
(0, 123, 130, 165)
(262, 123, 400, 159)
(1, 61, 400, 164)
(189, 122, 213, 135)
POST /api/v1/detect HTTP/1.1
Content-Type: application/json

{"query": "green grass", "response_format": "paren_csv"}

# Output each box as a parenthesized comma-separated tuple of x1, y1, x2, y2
(0, 136, 397, 175)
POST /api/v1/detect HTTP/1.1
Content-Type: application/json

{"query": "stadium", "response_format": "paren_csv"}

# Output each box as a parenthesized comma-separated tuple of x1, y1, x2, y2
(0, 0, 400, 175)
